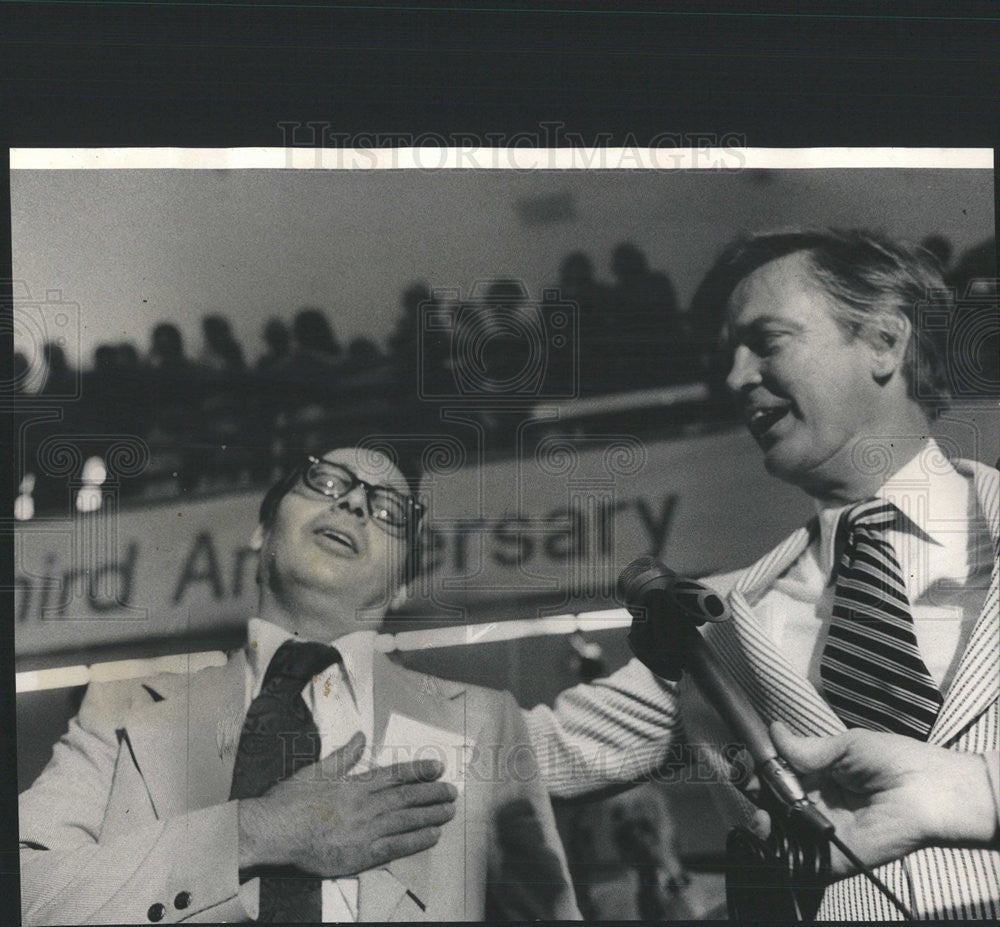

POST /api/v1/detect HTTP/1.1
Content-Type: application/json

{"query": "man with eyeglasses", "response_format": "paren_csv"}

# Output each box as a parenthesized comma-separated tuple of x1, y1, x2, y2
(19, 446, 579, 924)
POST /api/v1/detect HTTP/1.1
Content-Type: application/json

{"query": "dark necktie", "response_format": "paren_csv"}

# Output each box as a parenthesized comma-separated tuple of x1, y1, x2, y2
(820, 500, 942, 740)
(230, 638, 341, 922)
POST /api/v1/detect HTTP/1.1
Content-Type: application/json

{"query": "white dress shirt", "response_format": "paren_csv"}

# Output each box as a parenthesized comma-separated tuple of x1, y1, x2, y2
(753, 439, 994, 697)
(238, 617, 376, 923)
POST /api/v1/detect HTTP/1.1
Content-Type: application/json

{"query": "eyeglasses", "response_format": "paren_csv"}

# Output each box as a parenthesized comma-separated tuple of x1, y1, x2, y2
(300, 456, 424, 534)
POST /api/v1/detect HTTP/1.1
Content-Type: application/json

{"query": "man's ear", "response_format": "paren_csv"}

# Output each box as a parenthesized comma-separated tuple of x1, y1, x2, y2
(870, 312, 911, 382)
(250, 523, 265, 552)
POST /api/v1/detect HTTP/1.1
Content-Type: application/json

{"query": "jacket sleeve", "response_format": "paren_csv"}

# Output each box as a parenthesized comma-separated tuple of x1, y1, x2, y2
(484, 691, 582, 921)
(523, 657, 682, 798)
(19, 679, 253, 925)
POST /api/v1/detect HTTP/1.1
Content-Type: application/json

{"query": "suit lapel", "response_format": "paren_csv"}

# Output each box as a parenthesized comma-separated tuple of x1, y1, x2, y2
(712, 522, 846, 736)
(358, 654, 466, 922)
(122, 652, 246, 820)
(929, 461, 999, 745)
(720, 460, 999, 745)
(724, 589, 846, 736)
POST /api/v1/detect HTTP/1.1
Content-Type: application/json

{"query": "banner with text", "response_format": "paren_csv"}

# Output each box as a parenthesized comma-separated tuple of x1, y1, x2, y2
(15, 426, 813, 660)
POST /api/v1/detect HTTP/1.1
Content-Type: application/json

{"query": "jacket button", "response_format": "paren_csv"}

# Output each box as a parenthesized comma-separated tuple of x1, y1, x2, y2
(174, 891, 192, 910)
(147, 902, 166, 922)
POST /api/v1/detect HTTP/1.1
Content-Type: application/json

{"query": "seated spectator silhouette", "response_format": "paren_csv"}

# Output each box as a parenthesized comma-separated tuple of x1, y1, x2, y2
(255, 318, 291, 376)
(293, 307, 343, 365)
(251, 318, 293, 481)
(199, 314, 246, 374)
(387, 282, 427, 398)
(387, 282, 453, 433)
(197, 314, 252, 483)
(270, 307, 343, 461)
(107, 342, 151, 497)
(920, 234, 953, 274)
(30, 343, 79, 511)
(117, 342, 140, 369)
(40, 342, 76, 399)
(548, 251, 609, 397)
(11, 350, 30, 398)
(442, 280, 540, 447)
(78, 344, 120, 451)
(146, 322, 207, 492)
(341, 336, 389, 384)
(946, 236, 997, 297)
(335, 337, 395, 440)
(72, 344, 147, 499)
(943, 237, 998, 397)
(475, 279, 535, 394)
(10, 351, 46, 516)
(113, 342, 149, 441)
(686, 248, 739, 404)
(606, 243, 684, 390)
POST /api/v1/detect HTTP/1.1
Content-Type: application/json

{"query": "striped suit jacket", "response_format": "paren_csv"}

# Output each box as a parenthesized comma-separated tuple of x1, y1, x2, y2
(527, 457, 999, 920)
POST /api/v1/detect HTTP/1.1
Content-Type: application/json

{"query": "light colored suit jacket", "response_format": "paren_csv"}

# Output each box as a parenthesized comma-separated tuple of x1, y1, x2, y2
(20, 650, 580, 924)
(528, 458, 999, 920)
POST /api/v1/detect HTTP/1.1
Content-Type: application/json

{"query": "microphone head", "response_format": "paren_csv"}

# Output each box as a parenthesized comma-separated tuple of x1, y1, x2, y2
(618, 556, 673, 601)
(669, 578, 731, 625)
(618, 557, 731, 625)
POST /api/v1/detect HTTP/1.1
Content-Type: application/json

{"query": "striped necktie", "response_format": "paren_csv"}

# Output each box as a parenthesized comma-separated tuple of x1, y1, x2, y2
(230, 638, 341, 922)
(820, 499, 942, 740)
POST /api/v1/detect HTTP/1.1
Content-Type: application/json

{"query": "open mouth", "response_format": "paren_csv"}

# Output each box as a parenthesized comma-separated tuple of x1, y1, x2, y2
(314, 527, 359, 554)
(746, 406, 790, 440)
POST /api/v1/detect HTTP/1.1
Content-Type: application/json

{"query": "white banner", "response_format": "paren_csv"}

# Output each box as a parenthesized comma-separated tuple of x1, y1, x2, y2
(14, 426, 813, 660)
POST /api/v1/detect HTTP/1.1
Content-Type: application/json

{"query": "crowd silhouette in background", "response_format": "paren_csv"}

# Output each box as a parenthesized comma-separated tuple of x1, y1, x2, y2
(12, 236, 996, 514)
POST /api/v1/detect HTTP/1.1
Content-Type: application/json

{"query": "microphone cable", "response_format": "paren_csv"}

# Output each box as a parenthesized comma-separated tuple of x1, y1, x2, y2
(619, 557, 920, 920)
(726, 793, 830, 922)
(825, 828, 916, 921)
(727, 787, 917, 921)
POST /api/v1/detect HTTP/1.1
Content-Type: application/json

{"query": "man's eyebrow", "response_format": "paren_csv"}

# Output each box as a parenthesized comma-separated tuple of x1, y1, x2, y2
(729, 314, 804, 337)
(743, 314, 802, 330)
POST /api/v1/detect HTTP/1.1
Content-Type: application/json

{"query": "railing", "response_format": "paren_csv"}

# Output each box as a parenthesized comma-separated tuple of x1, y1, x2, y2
(16, 363, 735, 516)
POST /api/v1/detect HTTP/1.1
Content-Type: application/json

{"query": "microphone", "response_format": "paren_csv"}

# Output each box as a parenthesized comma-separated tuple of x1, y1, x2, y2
(618, 557, 831, 833)
(618, 556, 731, 625)
(619, 557, 916, 920)
(618, 556, 728, 681)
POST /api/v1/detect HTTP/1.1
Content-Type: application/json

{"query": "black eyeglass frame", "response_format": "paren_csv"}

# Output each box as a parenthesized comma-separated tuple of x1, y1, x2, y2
(299, 455, 425, 534)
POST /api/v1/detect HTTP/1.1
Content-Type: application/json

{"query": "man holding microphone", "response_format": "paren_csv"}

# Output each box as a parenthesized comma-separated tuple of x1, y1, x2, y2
(526, 229, 999, 919)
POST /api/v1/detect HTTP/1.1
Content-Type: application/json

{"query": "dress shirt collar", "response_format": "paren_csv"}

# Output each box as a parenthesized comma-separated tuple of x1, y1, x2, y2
(245, 616, 377, 703)
(813, 438, 971, 579)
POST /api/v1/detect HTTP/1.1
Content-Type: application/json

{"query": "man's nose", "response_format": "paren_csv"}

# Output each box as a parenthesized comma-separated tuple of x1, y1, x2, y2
(337, 484, 369, 518)
(725, 345, 762, 394)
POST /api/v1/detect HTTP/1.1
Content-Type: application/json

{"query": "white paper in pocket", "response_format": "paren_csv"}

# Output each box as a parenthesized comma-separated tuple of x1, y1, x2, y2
(375, 713, 472, 794)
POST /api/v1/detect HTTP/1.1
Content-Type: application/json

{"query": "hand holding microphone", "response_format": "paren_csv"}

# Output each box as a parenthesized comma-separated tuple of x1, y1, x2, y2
(618, 557, 916, 919)
(618, 557, 829, 830)
(619, 557, 729, 681)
